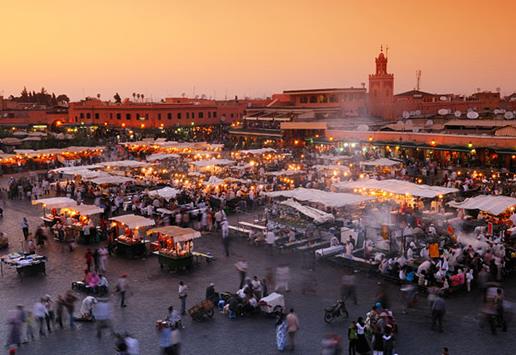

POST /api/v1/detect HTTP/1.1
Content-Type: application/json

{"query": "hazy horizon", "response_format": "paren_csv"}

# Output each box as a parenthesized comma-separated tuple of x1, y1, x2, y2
(1, 0, 515, 101)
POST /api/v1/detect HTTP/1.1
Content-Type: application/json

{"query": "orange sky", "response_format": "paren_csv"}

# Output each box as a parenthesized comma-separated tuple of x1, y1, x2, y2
(1, 0, 515, 100)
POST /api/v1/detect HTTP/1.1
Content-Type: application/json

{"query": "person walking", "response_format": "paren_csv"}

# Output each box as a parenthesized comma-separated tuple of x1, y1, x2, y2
(116, 274, 129, 308)
(64, 291, 77, 329)
(21, 218, 29, 241)
(221, 219, 230, 257)
(178, 281, 188, 316)
(355, 317, 370, 355)
(431, 295, 446, 333)
(235, 259, 248, 289)
(275, 312, 288, 352)
(93, 298, 113, 339)
(32, 298, 48, 337)
(158, 321, 173, 354)
(347, 321, 358, 355)
(85, 249, 94, 272)
(286, 308, 300, 351)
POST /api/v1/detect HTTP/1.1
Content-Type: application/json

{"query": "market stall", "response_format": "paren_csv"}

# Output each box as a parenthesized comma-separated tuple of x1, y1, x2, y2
(110, 214, 155, 258)
(59, 204, 104, 244)
(32, 197, 78, 224)
(147, 226, 201, 271)
(1, 253, 47, 279)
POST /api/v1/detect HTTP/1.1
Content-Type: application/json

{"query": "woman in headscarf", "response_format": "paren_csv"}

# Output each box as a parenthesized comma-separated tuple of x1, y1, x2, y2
(275, 312, 288, 352)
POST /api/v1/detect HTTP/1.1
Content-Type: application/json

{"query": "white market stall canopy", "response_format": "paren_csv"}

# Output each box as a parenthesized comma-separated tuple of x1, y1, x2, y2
(192, 159, 235, 167)
(264, 188, 374, 208)
(280, 199, 335, 224)
(146, 153, 180, 162)
(312, 165, 351, 173)
(33, 197, 77, 209)
(317, 154, 353, 161)
(99, 160, 149, 168)
(50, 164, 103, 175)
(110, 214, 155, 229)
(60, 204, 104, 216)
(335, 178, 458, 199)
(90, 175, 135, 185)
(239, 148, 276, 155)
(360, 158, 402, 167)
(14, 146, 104, 157)
(448, 195, 516, 216)
(266, 170, 306, 177)
(146, 226, 201, 242)
(147, 187, 180, 200)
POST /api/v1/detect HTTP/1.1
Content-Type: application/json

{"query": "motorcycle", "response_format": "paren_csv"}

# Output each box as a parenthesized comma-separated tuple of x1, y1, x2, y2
(324, 300, 349, 323)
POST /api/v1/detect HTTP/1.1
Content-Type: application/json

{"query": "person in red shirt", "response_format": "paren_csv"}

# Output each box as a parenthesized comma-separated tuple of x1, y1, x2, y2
(85, 249, 93, 272)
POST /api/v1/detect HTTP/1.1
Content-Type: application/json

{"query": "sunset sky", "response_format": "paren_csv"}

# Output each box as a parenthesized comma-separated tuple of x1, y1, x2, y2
(1, 0, 515, 100)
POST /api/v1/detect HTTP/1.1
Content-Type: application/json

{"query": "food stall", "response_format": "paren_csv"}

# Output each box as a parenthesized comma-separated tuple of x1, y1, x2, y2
(59, 204, 104, 244)
(32, 197, 78, 224)
(147, 226, 201, 271)
(1, 253, 47, 279)
(110, 214, 155, 258)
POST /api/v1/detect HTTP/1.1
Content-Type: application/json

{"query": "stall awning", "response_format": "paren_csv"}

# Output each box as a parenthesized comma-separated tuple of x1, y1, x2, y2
(147, 187, 180, 201)
(110, 214, 155, 229)
(448, 195, 516, 216)
(146, 226, 201, 242)
(98, 160, 149, 168)
(239, 148, 276, 155)
(146, 153, 180, 162)
(192, 159, 235, 167)
(264, 188, 374, 208)
(280, 199, 335, 224)
(359, 158, 402, 167)
(90, 175, 135, 185)
(61, 204, 104, 216)
(312, 165, 351, 173)
(335, 178, 458, 199)
(32, 197, 77, 209)
(265, 170, 305, 177)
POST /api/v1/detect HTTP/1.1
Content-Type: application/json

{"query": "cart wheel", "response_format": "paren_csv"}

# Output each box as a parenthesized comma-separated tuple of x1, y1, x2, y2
(207, 308, 215, 318)
(324, 312, 334, 323)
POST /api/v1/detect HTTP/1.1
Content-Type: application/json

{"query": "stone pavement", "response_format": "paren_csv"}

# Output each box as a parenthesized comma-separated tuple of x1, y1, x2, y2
(0, 199, 514, 355)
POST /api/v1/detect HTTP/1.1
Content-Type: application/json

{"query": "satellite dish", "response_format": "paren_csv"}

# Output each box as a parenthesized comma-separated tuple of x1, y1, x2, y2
(439, 96, 448, 101)
(412, 128, 420, 133)
(402, 111, 410, 119)
(454, 110, 462, 118)
(356, 124, 369, 131)
(438, 108, 449, 116)
(415, 110, 422, 116)
(425, 119, 434, 127)
(405, 119, 413, 127)
(504, 111, 514, 120)
(467, 111, 479, 119)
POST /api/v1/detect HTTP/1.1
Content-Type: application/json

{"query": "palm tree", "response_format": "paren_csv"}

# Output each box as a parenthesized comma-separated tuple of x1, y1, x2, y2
(141, 94, 145, 102)
(132, 93, 136, 102)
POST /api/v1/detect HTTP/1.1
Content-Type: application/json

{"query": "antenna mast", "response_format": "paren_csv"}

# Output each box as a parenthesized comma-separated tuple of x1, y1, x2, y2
(416, 70, 422, 91)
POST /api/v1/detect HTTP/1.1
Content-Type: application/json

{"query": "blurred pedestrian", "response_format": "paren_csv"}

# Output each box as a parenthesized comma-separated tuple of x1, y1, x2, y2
(178, 281, 188, 316)
(348, 320, 358, 355)
(64, 291, 77, 329)
(93, 297, 113, 339)
(431, 295, 446, 333)
(221, 219, 230, 257)
(286, 308, 300, 351)
(116, 274, 129, 308)
(21, 217, 29, 241)
(355, 317, 370, 355)
(275, 265, 290, 292)
(275, 312, 287, 352)
(235, 259, 248, 289)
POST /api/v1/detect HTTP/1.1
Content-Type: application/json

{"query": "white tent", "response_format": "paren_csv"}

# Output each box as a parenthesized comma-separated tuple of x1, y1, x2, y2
(146, 153, 180, 162)
(317, 154, 353, 161)
(312, 165, 351, 174)
(264, 188, 373, 208)
(90, 175, 135, 185)
(110, 214, 155, 229)
(192, 159, 235, 167)
(99, 160, 149, 168)
(147, 187, 180, 201)
(280, 199, 335, 224)
(265, 170, 306, 177)
(335, 178, 458, 199)
(239, 148, 276, 155)
(146, 226, 201, 242)
(360, 158, 401, 167)
(32, 197, 77, 209)
(61, 204, 104, 216)
(448, 195, 516, 216)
